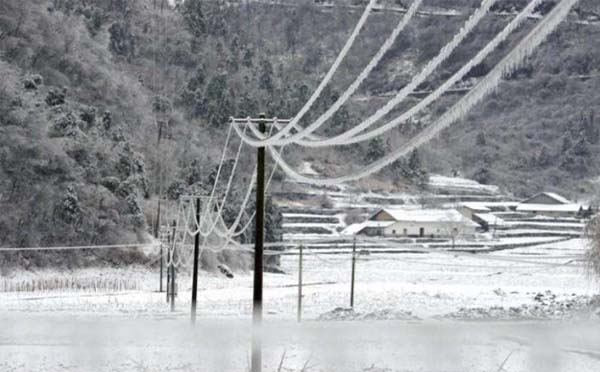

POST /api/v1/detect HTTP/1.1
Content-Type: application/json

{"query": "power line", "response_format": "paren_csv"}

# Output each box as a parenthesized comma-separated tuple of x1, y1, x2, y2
(265, 0, 579, 186)
(0, 243, 158, 252)
(232, 0, 378, 146)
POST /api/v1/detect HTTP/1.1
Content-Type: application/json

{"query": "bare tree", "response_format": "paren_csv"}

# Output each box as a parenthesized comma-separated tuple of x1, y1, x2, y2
(441, 211, 468, 249)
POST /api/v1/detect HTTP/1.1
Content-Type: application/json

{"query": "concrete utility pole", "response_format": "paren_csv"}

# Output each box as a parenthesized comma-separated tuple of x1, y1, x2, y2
(230, 115, 291, 372)
(191, 197, 201, 323)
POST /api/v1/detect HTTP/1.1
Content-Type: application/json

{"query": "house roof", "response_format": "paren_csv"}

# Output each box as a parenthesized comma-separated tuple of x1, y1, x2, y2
(460, 202, 519, 211)
(371, 208, 478, 226)
(473, 213, 506, 226)
(460, 202, 491, 212)
(516, 203, 583, 213)
(522, 192, 571, 205)
(342, 220, 395, 235)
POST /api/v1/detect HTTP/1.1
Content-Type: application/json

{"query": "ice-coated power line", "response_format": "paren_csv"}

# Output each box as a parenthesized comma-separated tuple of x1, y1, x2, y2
(0, 243, 158, 252)
(240, 0, 499, 148)
(197, 124, 248, 237)
(235, 0, 424, 147)
(295, 0, 503, 147)
(308, 0, 540, 146)
(267, 0, 578, 185)
(232, 0, 377, 145)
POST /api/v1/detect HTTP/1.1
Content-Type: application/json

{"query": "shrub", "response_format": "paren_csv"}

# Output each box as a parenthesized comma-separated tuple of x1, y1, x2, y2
(45, 87, 67, 106)
(49, 111, 79, 137)
(100, 176, 120, 193)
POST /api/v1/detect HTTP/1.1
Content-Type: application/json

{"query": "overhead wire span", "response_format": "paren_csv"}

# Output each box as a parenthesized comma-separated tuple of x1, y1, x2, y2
(193, 121, 279, 241)
(198, 124, 234, 226)
(195, 123, 249, 237)
(267, 0, 578, 186)
(0, 243, 158, 252)
(236, 0, 424, 147)
(295, 0, 501, 147)
(232, 0, 377, 145)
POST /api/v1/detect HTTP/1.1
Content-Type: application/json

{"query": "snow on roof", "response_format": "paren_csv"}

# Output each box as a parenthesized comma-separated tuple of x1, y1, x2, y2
(460, 202, 491, 212)
(342, 221, 395, 235)
(375, 208, 478, 226)
(298, 161, 319, 176)
(523, 192, 571, 205)
(473, 213, 505, 226)
(543, 192, 571, 204)
(460, 202, 520, 211)
(516, 203, 584, 213)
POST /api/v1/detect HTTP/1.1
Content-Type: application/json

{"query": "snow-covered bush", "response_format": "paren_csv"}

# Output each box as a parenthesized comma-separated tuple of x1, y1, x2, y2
(45, 87, 67, 106)
(49, 111, 80, 137)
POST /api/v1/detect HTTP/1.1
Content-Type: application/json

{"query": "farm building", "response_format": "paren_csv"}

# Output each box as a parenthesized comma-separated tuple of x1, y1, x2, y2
(516, 192, 586, 217)
(346, 208, 479, 238)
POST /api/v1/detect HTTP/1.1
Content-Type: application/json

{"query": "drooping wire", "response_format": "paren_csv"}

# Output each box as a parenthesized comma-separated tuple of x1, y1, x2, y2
(232, 0, 378, 145)
(266, 0, 578, 186)
(235, 0, 423, 147)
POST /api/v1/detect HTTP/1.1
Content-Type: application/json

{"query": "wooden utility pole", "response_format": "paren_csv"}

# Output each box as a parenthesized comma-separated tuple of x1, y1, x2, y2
(191, 197, 201, 323)
(170, 247, 176, 312)
(230, 115, 291, 372)
(350, 236, 357, 308)
(159, 241, 164, 293)
(251, 113, 267, 372)
(297, 244, 303, 322)
(166, 223, 175, 303)
(169, 221, 176, 310)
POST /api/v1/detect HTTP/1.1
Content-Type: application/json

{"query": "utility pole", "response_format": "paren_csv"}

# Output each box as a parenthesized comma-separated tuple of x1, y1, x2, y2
(297, 244, 303, 322)
(168, 220, 176, 309)
(252, 113, 267, 372)
(166, 224, 173, 303)
(191, 197, 201, 323)
(159, 233, 164, 293)
(350, 236, 357, 308)
(170, 244, 176, 312)
(230, 115, 291, 372)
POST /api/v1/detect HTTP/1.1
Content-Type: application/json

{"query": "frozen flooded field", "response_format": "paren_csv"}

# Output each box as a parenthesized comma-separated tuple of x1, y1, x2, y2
(1, 238, 599, 371)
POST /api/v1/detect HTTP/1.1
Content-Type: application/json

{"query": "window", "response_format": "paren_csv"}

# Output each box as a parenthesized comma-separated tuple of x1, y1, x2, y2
(392, 230, 396, 235)
(403, 228, 407, 236)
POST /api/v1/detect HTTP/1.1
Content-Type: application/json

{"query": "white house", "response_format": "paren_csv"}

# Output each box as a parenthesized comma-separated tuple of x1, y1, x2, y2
(516, 192, 586, 218)
(346, 208, 479, 238)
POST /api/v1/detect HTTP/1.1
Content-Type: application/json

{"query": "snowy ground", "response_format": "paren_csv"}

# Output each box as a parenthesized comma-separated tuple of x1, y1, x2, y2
(1, 238, 599, 371)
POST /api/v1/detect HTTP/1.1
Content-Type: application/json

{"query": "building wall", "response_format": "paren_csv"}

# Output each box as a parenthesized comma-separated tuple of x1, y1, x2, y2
(383, 221, 476, 237)
(526, 210, 578, 218)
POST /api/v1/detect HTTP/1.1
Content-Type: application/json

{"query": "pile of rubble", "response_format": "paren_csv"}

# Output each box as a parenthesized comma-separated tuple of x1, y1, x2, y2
(440, 291, 600, 321)
(318, 307, 420, 321)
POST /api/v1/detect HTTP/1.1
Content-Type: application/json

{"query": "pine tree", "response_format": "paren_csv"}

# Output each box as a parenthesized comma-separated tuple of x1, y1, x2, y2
(258, 59, 274, 93)
(408, 148, 422, 174)
(366, 138, 385, 163)
(475, 132, 487, 147)
(242, 48, 253, 68)
(182, 0, 206, 39)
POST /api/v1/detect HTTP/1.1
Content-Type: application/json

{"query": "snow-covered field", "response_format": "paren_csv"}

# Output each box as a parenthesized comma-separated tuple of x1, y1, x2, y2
(1, 238, 599, 371)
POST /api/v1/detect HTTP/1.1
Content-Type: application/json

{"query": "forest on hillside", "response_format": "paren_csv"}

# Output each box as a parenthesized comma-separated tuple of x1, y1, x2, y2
(1, 0, 600, 264)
